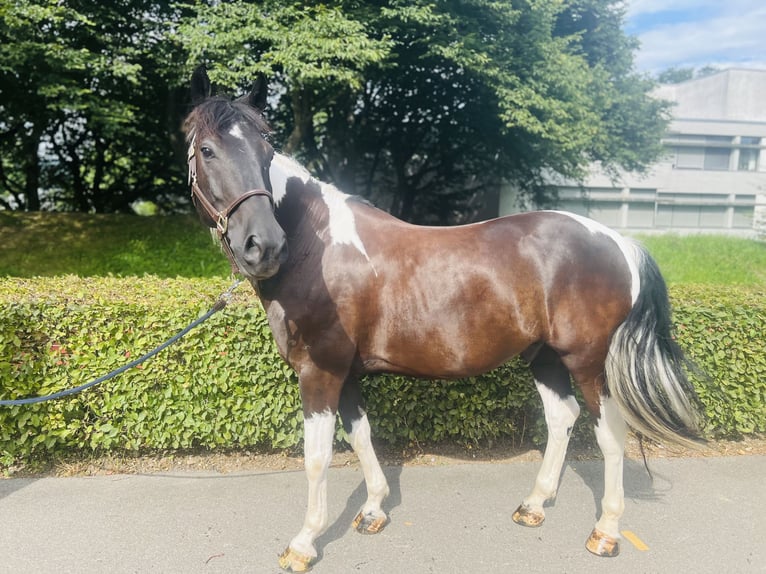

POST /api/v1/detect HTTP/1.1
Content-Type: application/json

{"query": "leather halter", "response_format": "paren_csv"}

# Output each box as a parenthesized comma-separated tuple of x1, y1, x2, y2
(187, 135, 274, 274)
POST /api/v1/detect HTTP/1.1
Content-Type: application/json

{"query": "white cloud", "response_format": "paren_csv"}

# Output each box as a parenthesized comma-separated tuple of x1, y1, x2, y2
(625, 0, 717, 18)
(626, 0, 766, 72)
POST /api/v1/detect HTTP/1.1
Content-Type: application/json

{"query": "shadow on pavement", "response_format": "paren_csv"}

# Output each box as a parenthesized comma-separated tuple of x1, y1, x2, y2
(315, 465, 404, 562)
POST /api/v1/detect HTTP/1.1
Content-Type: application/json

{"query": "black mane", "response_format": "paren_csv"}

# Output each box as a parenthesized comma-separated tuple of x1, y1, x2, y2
(183, 96, 272, 143)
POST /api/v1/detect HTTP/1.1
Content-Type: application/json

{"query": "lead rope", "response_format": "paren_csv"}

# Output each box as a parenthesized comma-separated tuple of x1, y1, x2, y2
(0, 278, 243, 406)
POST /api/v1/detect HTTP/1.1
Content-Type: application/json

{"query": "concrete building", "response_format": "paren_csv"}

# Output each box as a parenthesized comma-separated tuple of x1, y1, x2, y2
(499, 68, 766, 237)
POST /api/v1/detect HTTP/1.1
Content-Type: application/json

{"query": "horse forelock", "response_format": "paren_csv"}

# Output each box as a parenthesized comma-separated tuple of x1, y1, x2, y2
(183, 97, 272, 144)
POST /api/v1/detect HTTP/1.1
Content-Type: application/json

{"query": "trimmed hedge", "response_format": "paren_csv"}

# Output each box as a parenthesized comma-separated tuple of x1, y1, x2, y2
(0, 277, 764, 466)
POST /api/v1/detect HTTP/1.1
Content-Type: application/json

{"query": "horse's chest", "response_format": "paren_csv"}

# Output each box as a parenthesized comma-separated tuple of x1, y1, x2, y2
(263, 297, 345, 366)
(264, 300, 299, 361)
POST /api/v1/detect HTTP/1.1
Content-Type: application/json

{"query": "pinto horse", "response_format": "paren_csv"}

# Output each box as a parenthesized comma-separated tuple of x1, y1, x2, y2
(184, 68, 704, 572)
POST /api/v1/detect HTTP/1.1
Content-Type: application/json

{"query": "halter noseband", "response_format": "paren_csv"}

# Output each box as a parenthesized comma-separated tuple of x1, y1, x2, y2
(187, 135, 275, 274)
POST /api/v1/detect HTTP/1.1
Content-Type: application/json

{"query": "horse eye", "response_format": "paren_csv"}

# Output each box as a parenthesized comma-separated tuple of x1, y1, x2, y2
(200, 146, 215, 159)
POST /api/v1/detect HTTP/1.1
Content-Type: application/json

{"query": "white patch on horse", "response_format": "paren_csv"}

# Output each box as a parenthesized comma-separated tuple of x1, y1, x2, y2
(552, 211, 641, 304)
(269, 153, 374, 270)
(228, 123, 245, 141)
(268, 153, 310, 207)
(319, 183, 371, 262)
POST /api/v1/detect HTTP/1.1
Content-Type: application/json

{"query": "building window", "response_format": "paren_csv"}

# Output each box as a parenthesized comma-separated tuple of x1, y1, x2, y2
(626, 203, 655, 228)
(704, 148, 731, 170)
(675, 146, 705, 169)
(670, 135, 733, 171)
(587, 202, 622, 227)
(738, 137, 760, 171)
(656, 193, 729, 228)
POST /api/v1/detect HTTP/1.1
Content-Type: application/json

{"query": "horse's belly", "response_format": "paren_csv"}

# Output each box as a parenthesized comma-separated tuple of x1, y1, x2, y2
(362, 313, 536, 378)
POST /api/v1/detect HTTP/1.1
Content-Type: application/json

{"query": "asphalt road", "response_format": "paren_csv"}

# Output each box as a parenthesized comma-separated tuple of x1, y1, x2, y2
(1, 455, 763, 573)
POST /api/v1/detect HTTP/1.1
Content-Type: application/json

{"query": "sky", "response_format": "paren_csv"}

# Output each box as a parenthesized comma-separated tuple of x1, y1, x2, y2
(623, 0, 766, 74)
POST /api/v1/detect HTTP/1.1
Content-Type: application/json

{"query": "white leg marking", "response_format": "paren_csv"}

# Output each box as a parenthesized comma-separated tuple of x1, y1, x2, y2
(289, 410, 336, 558)
(523, 382, 580, 511)
(348, 412, 389, 518)
(594, 396, 628, 538)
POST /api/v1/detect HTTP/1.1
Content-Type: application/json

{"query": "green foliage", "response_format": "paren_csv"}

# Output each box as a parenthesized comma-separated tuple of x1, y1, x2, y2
(656, 66, 721, 85)
(0, 212, 229, 278)
(638, 235, 766, 286)
(0, 277, 303, 465)
(0, 0, 188, 212)
(2, 1, 665, 222)
(1, 216, 762, 465)
(670, 286, 766, 436)
(0, 277, 763, 467)
(177, 0, 667, 223)
(176, 1, 391, 90)
(364, 364, 538, 446)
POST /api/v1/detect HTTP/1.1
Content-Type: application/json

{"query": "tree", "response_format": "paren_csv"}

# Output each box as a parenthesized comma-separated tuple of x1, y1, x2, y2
(657, 65, 720, 84)
(657, 67, 695, 85)
(1, 1, 667, 221)
(179, 0, 669, 223)
(0, 0, 189, 212)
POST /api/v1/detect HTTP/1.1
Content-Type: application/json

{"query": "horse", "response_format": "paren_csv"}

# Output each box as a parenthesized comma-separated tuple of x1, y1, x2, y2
(183, 67, 705, 572)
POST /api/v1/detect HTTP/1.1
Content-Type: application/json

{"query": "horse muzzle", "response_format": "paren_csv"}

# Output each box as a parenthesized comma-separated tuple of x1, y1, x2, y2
(237, 230, 289, 279)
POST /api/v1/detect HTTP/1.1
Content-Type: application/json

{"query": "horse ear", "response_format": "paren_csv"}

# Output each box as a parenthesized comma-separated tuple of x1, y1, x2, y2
(190, 65, 212, 104)
(247, 74, 268, 111)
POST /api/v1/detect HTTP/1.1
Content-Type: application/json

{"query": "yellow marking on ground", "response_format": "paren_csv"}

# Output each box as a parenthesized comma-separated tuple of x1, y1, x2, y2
(621, 530, 649, 551)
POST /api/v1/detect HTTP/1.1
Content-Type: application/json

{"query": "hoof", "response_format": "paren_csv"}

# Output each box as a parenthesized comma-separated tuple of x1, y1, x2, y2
(585, 528, 620, 557)
(512, 504, 545, 528)
(278, 546, 314, 572)
(352, 511, 389, 535)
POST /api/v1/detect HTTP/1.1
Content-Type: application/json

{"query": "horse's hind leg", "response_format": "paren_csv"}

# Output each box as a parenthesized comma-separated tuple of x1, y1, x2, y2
(564, 358, 628, 557)
(513, 347, 580, 528)
(339, 377, 390, 534)
(586, 394, 628, 557)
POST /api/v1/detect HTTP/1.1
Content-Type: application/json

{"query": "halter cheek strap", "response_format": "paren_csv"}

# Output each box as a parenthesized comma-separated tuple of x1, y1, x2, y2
(187, 137, 275, 274)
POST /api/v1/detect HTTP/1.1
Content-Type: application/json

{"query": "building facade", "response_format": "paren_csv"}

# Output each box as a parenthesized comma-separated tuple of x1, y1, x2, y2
(499, 69, 766, 237)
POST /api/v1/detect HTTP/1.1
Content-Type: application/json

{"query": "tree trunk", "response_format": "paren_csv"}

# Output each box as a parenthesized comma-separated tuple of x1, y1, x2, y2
(68, 146, 90, 213)
(91, 137, 106, 212)
(391, 153, 415, 222)
(284, 87, 323, 174)
(22, 132, 41, 211)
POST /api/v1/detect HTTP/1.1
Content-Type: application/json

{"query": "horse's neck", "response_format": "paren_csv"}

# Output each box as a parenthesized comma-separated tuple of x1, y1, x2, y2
(260, 153, 377, 301)
(269, 153, 365, 241)
(256, 155, 326, 300)
(269, 154, 313, 207)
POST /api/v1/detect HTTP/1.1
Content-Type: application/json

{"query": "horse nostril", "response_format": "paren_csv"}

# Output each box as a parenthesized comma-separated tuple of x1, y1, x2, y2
(245, 235, 260, 252)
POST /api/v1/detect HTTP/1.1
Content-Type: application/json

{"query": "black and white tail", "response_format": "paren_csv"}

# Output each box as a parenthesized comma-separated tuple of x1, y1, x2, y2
(605, 245, 706, 449)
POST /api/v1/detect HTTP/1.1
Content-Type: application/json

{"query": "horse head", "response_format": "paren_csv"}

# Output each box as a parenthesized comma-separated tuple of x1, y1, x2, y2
(184, 66, 288, 279)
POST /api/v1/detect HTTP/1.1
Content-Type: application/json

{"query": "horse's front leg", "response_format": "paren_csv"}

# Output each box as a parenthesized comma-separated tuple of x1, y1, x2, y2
(279, 408, 337, 573)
